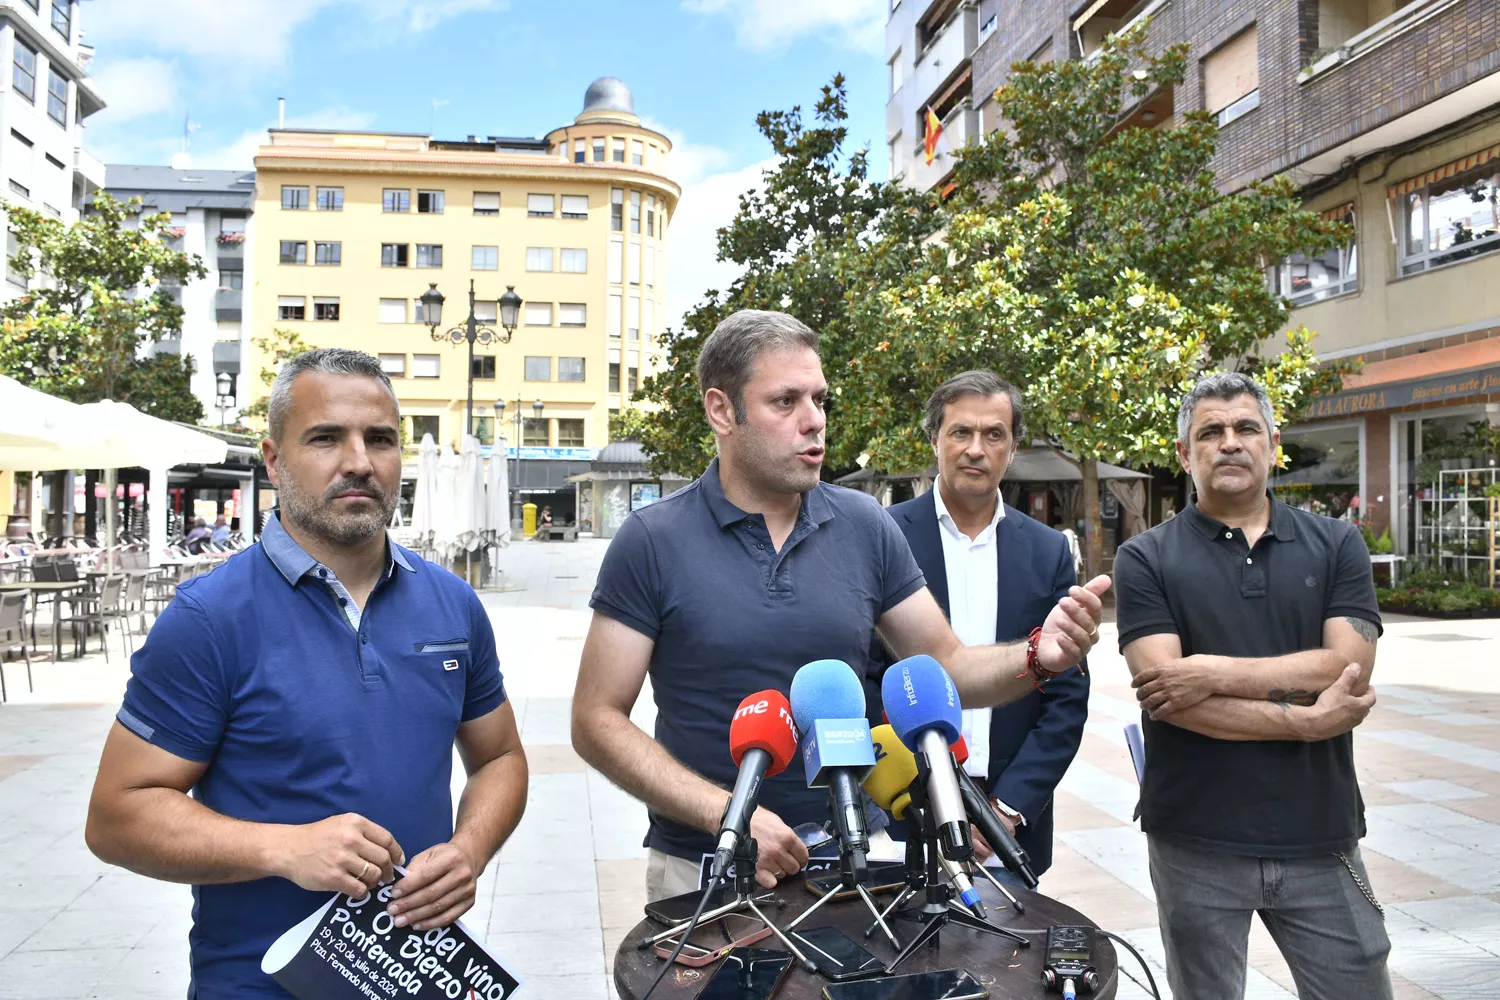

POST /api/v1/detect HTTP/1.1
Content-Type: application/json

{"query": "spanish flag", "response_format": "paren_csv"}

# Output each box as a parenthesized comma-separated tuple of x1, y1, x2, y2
(924, 106, 943, 165)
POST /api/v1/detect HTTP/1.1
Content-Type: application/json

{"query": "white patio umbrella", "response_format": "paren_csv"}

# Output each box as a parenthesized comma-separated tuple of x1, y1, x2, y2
(454, 434, 486, 554)
(486, 437, 511, 550)
(432, 443, 460, 563)
(0, 374, 81, 461)
(409, 433, 439, 553)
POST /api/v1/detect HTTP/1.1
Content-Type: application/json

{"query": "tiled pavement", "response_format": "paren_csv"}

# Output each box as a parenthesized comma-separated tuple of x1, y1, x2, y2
(2, 536, 1499, 998)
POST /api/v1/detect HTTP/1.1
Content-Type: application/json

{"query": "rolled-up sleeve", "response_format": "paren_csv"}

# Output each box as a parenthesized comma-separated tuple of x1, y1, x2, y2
(117, 593, 231, 763)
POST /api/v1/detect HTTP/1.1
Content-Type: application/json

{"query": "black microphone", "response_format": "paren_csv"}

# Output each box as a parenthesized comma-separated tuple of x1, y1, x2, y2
(955, 767, 1040, 888)
(713, 691, 798, 881)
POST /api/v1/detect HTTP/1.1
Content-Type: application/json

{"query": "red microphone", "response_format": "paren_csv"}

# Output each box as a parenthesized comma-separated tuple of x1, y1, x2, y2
(952, 734, 969, 766)
(713, 691, 797, 880)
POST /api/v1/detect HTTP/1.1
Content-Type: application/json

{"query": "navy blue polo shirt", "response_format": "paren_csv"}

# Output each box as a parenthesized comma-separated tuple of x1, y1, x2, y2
(591, 458, 926, 861)
(117, 513, 507, 999)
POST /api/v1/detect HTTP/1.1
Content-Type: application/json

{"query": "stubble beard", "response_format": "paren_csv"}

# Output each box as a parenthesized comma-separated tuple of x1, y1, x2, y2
(278, 470, 397, 548)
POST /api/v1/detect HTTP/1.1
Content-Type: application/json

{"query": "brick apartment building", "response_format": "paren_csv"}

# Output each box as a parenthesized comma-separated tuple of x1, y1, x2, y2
(887, 0, 1500, 574)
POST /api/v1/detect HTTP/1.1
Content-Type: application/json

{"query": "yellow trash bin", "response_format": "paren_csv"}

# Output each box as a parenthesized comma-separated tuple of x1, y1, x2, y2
(522, 502, 537, 538)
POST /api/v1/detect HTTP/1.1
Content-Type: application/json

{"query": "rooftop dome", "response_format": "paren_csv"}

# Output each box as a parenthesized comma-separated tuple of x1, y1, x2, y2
(579, 77, 635, 120)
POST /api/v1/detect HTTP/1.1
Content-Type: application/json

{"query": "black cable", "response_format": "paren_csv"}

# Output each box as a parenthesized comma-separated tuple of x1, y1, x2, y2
(639, 876, 721, 1000)
(1096, 928, 1163, 1000)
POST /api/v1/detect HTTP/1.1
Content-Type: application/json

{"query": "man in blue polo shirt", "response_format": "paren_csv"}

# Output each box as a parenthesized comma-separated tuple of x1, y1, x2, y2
(85, 348, 528, 998)
(571, 310, 1111, 901)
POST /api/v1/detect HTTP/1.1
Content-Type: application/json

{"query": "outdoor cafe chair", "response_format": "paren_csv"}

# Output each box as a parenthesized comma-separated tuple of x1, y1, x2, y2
(62, 575, 132, 663)
(0, 589, 31, 702)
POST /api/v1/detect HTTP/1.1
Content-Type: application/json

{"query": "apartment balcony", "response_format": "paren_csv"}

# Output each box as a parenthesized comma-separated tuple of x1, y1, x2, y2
(215, 288, 242, 323)
(908, 4, 978, 115)
(1078, 0, 1169, 61)
(908, 105, 978, 193)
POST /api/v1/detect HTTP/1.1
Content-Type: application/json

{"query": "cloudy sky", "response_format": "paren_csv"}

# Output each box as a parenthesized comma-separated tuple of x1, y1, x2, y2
(79, 0, 889, 328)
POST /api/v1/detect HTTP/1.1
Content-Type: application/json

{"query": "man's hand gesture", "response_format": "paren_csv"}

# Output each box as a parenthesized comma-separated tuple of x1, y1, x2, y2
(1035, 575, 1112, 674)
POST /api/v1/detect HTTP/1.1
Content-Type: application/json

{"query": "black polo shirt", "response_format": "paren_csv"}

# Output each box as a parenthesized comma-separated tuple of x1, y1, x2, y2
(591, 458, 927, 861)
(1113, 495, 1381, 857)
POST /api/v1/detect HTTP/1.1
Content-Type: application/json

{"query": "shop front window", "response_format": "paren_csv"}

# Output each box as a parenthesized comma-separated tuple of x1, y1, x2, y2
(1271, 423, 1361, 520)
(1397, 409, 1500, 574)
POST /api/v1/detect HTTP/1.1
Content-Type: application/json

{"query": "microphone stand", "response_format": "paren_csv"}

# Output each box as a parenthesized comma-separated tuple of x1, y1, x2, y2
(785, 790, 902, 950)
(966, 858, 1027, 915)
(637, 835, 817, 973)
(864, 756, 1028, 973)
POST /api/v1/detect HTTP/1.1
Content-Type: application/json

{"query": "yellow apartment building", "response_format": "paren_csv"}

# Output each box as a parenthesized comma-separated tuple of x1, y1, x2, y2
(249, 78, 677, 521)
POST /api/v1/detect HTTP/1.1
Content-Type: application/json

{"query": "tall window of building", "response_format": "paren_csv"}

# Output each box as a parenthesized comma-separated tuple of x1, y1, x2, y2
(522, 417, 549, 446)
(889, 50, 903, 96)
(279, 240, 307, 265)
(558, 358, 585, 383)
(410, 414, 439, 441)
(526, 247, 553, 271)
(1399, 160, 1500, 275)
(412, 354, 440, 378)
(50, 0, 70, 39)
(472, 245, 498, 270)
(644, 297, 654, 338)
(560, 248, 588, 273)
(379, 298, 407, 323)
(471, 355, 497, 380)
(6, 231, 25, 289)
(314, 241, 341, 266)
(417, 190, 445, 214)
(379, 353, 406, 377)
(608, 361, 620, 393)
(573, 139, 586, 163)
(628, 242, 641, 285)
(12, 43, 35, 103)
(631, 140, 644, 166)
(627, 353, 639, 393)
(8, 180, 30, 200)
(628, 293, 640, 340)
(219, 268, 243, 290)
(381, 243, 410, 267)
(1272, 204, 1357, 305)
(281, 185, 309, 210)
(643, 246, 655, 287)
(558, 303, 586, 327)
(383, 189, 410, 213)
(612, 138, 625, 163)
(472, 300, 498, 324)
(525, 302, 553, 326)
(527, 194, 555, 218)
(629, 191, 641, 233)
(313, 297, 340, 321)
(220, 214, 247, 236)
(608, 292, 622, 338)
(473, 192, 500, 216)
(45, 68, 65, 126)
(556, 417, 585, 445)
(415, 244, 443, 268)
(611, 188, 624, 231)
(524, 356, 551, 381)
(317, 186, 344, 211)
(593, 138, 606, 162)
(646, 195, 656, 237)
(1203, 26, 1260, 127)
(277, 295, 306, 321)
(608, 240, 623, 283)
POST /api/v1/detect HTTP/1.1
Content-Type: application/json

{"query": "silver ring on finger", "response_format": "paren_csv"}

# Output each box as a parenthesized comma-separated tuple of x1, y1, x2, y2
(359, 861, 372, 882)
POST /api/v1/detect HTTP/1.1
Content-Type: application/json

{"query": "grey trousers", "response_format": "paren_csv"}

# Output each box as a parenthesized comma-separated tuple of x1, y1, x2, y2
(645, 849, 704, 903)
(1148, 837, 1393, 1000)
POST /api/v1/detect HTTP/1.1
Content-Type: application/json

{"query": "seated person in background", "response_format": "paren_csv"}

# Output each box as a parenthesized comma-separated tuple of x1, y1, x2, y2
(210, 517, 231, 546)
(183, 519, 211, 554)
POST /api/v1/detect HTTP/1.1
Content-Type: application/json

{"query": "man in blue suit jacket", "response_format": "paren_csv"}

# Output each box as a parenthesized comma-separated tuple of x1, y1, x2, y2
(878, 371, 1089, 878)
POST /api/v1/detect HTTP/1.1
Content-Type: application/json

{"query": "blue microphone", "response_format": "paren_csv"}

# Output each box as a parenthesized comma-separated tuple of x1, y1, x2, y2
(790, 659, 876, 876)
(882, 654, 973, 863)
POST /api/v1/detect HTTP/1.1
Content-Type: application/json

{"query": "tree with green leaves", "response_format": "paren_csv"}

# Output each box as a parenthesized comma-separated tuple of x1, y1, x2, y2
(844, 26, 1350, 577)
(239, 327, 317, 432)
(635, 74, 937, 478)
(0, 193, 208, 422)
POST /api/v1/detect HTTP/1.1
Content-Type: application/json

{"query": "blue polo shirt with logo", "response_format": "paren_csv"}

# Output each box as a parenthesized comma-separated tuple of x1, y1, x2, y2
(591, 458, 926, 861)
(116, 513, 507, 998)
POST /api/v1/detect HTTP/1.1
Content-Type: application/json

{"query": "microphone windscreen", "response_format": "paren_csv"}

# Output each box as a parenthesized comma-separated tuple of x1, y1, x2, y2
(881, 654, 962, 750)
(789, 659, 865, 735)
(729, 690, 798, 776)
(952, 734, 969, 765)
(864, 724, 918, 819)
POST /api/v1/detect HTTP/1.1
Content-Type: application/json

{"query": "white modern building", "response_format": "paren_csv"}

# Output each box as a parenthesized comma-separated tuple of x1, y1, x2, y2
(103, 166, 257, 425)
(0, 0, 105, 293)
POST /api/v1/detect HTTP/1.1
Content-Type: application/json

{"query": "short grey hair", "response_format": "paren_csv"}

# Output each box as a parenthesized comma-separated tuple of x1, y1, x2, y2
(922, 370, 1026, 442)
(1176, 371, 1276, 442)
(696, 309, 819, 423)
(268, 348, 397, 442)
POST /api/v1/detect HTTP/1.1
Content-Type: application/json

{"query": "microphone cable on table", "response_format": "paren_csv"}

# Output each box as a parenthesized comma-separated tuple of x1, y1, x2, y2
(638, 874, 722, 1000)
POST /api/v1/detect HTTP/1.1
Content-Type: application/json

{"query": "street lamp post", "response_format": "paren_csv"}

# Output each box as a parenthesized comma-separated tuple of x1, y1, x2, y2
(421, 279, 522, 439)
(214, 371, 236, 430)
(495, 396, 543, 528)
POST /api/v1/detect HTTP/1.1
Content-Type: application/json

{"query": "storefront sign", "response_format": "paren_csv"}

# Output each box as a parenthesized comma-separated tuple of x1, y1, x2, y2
(483, 446, 598, 461)
(1304, 364, 1500, 419)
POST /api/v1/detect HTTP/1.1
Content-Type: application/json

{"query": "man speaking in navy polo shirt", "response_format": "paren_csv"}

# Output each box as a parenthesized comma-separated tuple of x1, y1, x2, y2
(85, 349, 529, 998)
(572, 310, 1112, 901)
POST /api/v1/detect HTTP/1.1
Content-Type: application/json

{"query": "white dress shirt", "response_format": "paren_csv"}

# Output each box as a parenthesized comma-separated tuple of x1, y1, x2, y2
(932, 484, 1003, 780)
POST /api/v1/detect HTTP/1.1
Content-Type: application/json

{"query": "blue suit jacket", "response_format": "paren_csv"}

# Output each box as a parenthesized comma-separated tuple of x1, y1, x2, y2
(876, 489, 1089, 875)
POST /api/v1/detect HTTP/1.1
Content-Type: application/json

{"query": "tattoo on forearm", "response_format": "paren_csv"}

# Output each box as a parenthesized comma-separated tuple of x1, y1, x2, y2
(1343, 616, 1379, 645)
(1268, 688, 1318, 707)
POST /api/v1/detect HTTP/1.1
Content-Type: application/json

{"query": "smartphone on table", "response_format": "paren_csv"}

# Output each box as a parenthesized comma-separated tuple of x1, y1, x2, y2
(787, 925, 885, 981)
(821, 968, 988, 1000)
(693, 947, 795, 1000)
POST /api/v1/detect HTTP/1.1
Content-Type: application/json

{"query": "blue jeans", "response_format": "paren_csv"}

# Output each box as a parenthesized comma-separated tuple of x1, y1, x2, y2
(1148, 837, 1392, 1000)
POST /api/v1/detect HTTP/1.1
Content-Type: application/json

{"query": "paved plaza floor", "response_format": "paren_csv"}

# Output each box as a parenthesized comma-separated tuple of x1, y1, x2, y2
(1, 535, 1498, 998)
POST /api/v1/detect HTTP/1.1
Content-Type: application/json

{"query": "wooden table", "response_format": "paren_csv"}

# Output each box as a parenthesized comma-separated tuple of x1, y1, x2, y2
(0, 580, 89, 660)
(614, 877, 1117, 999)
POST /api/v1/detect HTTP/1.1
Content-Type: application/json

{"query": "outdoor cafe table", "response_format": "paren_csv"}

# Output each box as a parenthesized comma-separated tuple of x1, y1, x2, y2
(0, 580, 89, 661)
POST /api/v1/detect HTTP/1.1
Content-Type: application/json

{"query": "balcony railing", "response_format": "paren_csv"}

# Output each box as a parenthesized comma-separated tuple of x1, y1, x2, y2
(1299, 0, 1464, 83)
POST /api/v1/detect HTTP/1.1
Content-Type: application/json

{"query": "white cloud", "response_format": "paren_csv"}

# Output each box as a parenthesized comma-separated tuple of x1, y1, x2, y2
(667, 158, 773, 330)
(90, 58, 179, 124)
(184, 105, 379, 170)
(683, 0, 885, 54)
(641, 117, 732, 188)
